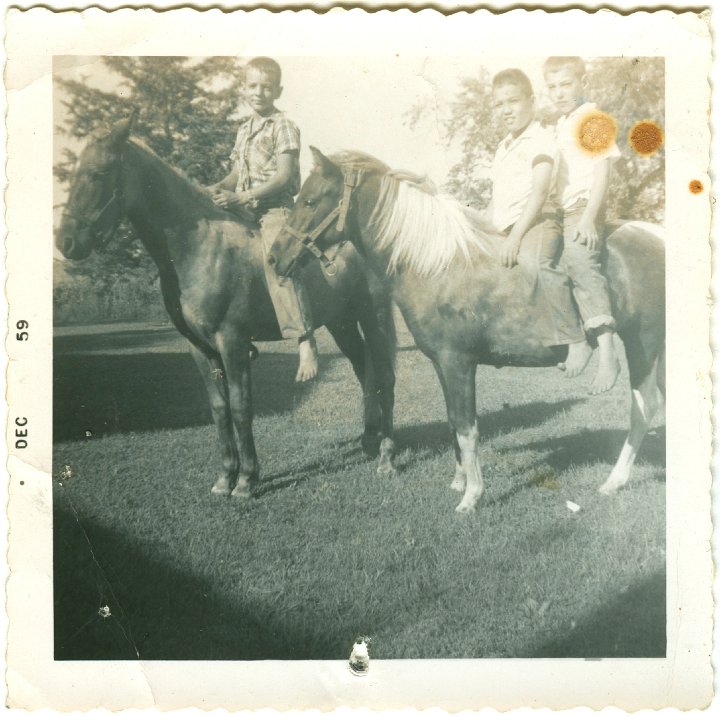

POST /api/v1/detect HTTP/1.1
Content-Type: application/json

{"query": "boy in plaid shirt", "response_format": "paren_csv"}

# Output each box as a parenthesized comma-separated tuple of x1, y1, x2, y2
(211, 57, 318, 381)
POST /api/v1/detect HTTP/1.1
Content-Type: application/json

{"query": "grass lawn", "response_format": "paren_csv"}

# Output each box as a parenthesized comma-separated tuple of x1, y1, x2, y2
(53, 318, 665, 660)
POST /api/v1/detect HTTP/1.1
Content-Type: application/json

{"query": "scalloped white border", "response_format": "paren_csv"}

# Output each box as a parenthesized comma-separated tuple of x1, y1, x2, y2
(4, 6, 713, 711)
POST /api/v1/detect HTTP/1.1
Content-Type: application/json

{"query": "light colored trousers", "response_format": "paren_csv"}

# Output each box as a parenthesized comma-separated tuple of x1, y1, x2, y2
(560, 201, 616, 332)
(259, 208, 314, 340)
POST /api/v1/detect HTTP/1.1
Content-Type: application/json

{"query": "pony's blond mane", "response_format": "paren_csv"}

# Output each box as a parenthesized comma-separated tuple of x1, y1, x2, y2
(328, 151, 496, 277)
(366, 172, 496, 277)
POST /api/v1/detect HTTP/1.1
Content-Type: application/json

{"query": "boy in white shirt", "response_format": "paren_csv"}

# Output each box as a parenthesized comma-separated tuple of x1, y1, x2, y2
(489, 68, 592, 376)
(544, 56, 621, 394)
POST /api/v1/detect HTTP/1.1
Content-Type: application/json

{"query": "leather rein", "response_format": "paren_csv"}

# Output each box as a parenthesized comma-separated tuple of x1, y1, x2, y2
(282, 168, 361, 277)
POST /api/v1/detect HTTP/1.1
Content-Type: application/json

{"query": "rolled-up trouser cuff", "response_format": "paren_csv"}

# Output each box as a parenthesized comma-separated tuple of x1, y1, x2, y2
(584, 315, 616, 332)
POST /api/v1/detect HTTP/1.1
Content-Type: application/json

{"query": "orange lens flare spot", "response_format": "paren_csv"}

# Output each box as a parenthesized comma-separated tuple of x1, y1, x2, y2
(689, 179, 704, 194)
(575, 110, 618, 156)
(629, 120, 664, 156)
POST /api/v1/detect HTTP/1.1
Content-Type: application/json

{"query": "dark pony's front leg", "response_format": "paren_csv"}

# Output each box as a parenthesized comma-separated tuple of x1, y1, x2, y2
(358, 314, 396, 476)
(216, 329, 259, 498)
(326, 317, 396, 475)
(434, 351, 483, 513)
(189, 345, 238, 495)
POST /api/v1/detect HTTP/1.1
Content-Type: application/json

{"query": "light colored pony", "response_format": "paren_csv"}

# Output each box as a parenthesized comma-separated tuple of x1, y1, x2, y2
(270, 148, 665, 513)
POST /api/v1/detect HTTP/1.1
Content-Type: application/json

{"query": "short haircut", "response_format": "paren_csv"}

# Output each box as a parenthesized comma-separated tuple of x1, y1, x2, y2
(491, 68, 533, 98)
(245, 57, 282, 86)
(543, 56, 586, 79)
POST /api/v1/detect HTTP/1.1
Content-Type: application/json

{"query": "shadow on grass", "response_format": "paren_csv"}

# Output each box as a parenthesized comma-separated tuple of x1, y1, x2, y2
(395, 399, 584, 454)
(54, 478, 665, 660)
(530, 570, 666, 657)
(53, 350, 329, 442)
(484, 426, 664, 506)
(54, 487, 337, 660)
(505, 425, 666, 473)
(54, 326, 183, 354)
(252, 444, 366, 498)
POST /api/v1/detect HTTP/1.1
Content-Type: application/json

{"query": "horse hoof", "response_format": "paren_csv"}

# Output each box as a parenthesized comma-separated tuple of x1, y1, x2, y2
(229, 475, 254, 499)
(211, 479, 231, 496)
(377, 464, 397, 478)
(455, 502, 476, 515)
(455, 493, 479, 513)
(599, 482, 620, 496)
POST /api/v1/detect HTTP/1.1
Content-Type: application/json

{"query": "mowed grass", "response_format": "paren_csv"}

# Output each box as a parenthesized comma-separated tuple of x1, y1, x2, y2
(53, 319, 665, 660)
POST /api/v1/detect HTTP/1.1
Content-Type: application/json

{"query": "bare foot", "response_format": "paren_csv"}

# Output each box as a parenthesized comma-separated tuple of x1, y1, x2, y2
(590, 357, 620, 394)
(295, 335, 318, 382)
(558, 341, 593, 378)
(590, 328, 620, 394)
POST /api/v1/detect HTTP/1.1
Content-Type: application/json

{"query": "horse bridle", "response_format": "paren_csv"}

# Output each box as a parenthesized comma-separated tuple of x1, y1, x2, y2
(61, 184, 124, 249)
(282, 168, 362, 276)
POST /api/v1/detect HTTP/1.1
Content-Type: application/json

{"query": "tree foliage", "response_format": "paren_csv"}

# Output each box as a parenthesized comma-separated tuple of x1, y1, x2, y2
(409, 57, 665, 223)
(55, 56, 243, 183)
(583, 57, 665, 223)
(441, 67, 503, 210)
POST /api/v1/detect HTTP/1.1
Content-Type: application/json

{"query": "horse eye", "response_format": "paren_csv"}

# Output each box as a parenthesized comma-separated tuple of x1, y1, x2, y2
(304, 199, 316, 208)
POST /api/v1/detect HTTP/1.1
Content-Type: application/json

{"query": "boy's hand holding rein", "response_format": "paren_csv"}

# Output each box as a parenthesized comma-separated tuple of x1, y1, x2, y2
(210, 188, 234, 209)
(208, 188, 260, 223)
(211, 188, 253, 210)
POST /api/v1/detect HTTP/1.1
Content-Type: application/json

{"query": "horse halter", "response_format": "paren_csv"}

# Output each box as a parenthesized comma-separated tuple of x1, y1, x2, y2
(283, 168, 362, 276)
(62, 185, 124, 249)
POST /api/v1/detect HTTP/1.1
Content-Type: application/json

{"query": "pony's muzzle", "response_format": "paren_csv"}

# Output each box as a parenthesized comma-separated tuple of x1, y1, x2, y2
(268, 248, 298, 278)
(58, 232, 92, 260)
(62, 235, 75, 255)
(267, 251, 291, 277)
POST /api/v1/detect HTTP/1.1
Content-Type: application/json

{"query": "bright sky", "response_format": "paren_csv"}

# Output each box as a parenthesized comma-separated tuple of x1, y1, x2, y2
(283, 55, 548, 180)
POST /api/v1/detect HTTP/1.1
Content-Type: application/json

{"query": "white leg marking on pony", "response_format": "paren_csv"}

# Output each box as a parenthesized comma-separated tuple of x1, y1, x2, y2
(600, 364, 659, 495)
(377, 437, 397, 477)
(231, 475, 252, 499)
(455, 424, 484, 513)
(211, 476, 232, 495)
(450, 462, 466, 493)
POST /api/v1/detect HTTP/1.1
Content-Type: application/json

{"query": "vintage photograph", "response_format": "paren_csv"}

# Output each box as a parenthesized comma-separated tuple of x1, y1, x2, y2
(52, 53, 666, 660)
(6, 7, 712, 711)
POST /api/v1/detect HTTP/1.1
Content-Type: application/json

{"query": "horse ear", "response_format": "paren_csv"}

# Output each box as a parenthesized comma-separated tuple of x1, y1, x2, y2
(310, 146, 340, 178)
(109, 108, 138, 146)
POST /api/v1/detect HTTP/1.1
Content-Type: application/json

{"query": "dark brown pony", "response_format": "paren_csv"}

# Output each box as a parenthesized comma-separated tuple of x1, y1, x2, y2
(56, 118, 396, 497)
(269, 148, 665, 513)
